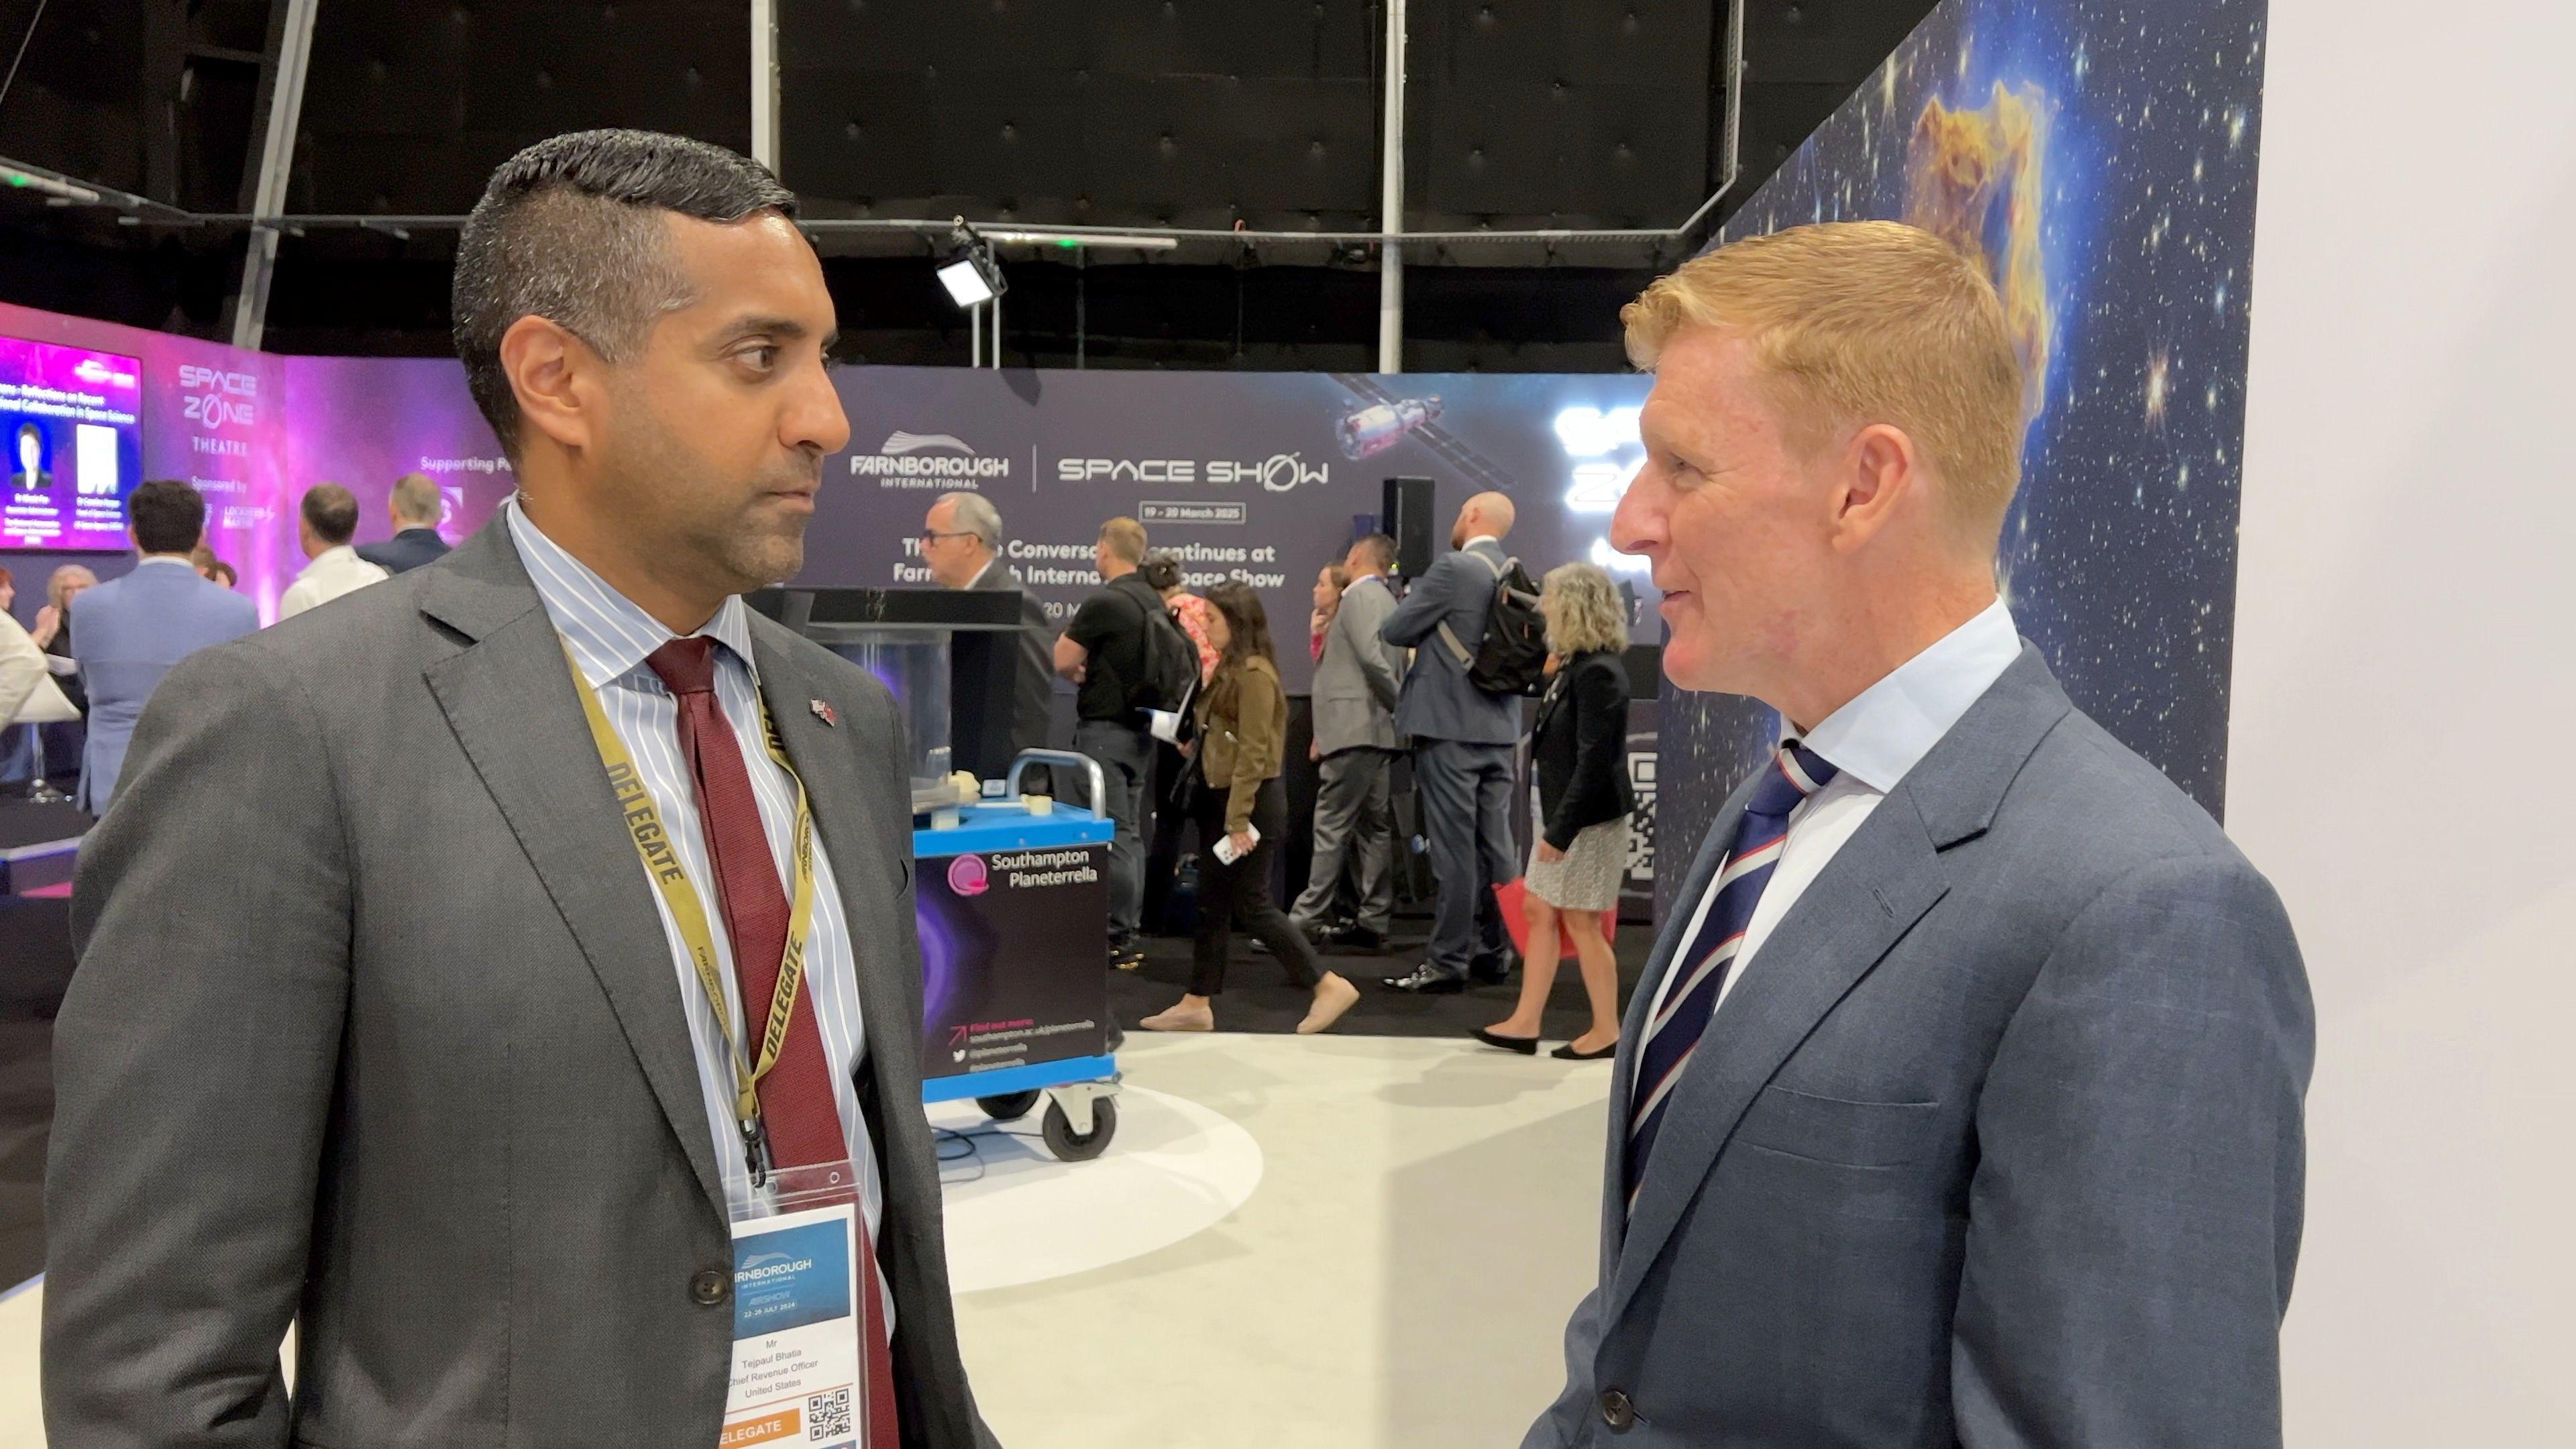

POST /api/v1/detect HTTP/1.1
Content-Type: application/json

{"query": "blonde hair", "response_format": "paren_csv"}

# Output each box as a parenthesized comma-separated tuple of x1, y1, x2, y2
(1541, 561, 1628, 657)
(389, 471, 444, 527)
(1098, 516, 1147, 565)
(1621, 220, 2026, 547)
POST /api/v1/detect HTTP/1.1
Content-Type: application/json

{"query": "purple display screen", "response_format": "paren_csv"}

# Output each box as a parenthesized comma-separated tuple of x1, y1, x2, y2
(0, 333, 145, 551)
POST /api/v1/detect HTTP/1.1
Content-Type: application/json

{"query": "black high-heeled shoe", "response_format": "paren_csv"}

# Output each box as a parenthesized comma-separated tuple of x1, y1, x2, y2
(1470, 1026, 1540, 1056)
(1551, 1039, 1617, 1061)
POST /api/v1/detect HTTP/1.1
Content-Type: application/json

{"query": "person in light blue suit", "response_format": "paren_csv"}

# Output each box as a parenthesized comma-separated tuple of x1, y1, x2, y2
(70, 479, 258, 814)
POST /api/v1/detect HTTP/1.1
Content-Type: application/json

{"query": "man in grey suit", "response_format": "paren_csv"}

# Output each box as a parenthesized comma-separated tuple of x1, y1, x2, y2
(1291, 532, 1405, 949)
(46, 130, 994, 1448)
(67, 477, 258, 813)
(1381, 490, 1526, 992)
(1525, 221, 2310, 1448)
(923, 489, 1057, 786)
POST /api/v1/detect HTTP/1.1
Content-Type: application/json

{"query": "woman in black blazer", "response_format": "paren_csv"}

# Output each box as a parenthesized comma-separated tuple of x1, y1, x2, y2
(1475, 561, 1635, 1060)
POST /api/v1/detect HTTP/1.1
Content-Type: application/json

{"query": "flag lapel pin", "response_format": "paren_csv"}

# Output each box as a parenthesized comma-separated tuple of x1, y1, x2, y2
(810, 699, 838, 727)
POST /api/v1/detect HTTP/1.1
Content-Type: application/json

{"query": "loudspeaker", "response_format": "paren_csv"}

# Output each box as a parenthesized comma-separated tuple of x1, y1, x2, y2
(1381, 476, 1436, 578)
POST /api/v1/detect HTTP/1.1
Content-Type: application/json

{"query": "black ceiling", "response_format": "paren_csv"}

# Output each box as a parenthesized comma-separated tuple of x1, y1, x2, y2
(0, 0, 1937, 368)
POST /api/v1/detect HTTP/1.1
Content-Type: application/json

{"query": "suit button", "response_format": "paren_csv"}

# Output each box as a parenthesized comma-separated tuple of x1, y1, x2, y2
(1599, 1389, 1635, 1431)
(690, 1269, 729, 1306)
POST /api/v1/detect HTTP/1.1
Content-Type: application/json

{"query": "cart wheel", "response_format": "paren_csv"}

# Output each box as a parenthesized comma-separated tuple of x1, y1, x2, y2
(975, 1090, 1042, 1123)
(1040, 1097, 1118, 1162)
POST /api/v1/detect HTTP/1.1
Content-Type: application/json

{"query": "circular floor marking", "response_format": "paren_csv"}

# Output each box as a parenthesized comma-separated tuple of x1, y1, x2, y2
(930, 1085, 1264, 1293)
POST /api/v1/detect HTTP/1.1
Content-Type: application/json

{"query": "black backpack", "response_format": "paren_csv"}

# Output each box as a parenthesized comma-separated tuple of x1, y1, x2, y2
(1437, 551, 1550, 697)
(1120, 582, 1201, 718)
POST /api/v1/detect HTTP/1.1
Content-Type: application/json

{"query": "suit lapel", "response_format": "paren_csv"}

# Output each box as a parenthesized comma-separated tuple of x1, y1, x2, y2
(745, 627, 927, 1130)
(1607, 795, 1949, 1318)
(418, 524, 730, 1222)
(1602, 645, 2075, 1320)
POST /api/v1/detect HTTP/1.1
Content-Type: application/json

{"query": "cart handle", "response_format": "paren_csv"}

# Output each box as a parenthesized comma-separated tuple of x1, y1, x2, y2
(1004, 749, 1108, 818)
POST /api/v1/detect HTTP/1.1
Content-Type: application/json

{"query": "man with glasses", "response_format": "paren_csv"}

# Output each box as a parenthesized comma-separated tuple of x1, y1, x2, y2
(922, 490, 1056, 784)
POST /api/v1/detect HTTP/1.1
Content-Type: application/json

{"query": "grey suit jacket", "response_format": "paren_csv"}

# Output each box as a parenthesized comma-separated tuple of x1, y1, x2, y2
(1526, 647, 2312, 1448)
(1311, 573, 1402, 755)
(1380, 537, 1521, 745)
(45, 523, 995, 1449)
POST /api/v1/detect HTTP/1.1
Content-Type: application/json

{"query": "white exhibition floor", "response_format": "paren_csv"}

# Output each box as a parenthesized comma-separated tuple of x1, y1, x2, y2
(1, 1034, 1614, 1448)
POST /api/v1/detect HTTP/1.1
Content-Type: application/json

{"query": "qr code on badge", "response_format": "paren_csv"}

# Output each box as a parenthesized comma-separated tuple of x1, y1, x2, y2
(806, 1387, 853, 1441)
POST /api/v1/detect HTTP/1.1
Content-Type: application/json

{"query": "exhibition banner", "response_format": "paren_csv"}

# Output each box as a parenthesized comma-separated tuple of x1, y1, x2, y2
(810, 366, 1656, 694)
(1654, 0, 2269, 914)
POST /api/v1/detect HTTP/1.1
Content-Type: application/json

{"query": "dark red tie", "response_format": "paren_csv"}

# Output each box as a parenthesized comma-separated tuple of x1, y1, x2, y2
(645, 637, 900, 1447)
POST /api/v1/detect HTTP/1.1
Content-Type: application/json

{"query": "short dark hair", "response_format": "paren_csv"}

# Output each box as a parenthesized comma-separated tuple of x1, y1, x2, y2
(301, 483, 362, 545)
(1349, 533, 1398, 574)
(1138, 551, 1183, 593)
(128, 478, 206, 554)
(452, 129, 800, 455)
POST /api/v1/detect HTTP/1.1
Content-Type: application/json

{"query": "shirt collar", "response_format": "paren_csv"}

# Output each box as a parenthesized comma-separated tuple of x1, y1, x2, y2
(1789, 598, 2021, 794)
(505, 498, 757, 692)
(135, 555, 197, 571)
(1342, 573, 1383, 597)
(303, 544, 362, 571)
(1461, 535, 1502, 551)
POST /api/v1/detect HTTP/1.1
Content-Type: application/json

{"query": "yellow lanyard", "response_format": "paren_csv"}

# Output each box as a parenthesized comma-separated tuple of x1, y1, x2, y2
(564, 644, 821, 1167)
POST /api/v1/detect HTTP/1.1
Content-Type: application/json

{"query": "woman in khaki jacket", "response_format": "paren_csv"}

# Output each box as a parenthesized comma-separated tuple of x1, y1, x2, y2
(1141, 581, 1361, 1036)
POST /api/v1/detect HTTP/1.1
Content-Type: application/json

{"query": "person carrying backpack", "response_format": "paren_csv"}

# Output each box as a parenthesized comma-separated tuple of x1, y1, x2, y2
(1379, 490, 1540, 993)
(1056, 516, 1197, 969)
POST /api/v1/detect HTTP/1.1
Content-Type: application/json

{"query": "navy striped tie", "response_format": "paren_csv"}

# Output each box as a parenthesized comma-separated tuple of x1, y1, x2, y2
(1627, 741, 1838, 1208)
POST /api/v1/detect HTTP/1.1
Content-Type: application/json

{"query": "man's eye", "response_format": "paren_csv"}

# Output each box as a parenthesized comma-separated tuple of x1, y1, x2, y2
(739, 346, 780, 371)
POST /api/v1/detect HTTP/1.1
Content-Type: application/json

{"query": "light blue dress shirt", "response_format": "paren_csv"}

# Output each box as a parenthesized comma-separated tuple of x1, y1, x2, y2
(506, 503, 885, 1254)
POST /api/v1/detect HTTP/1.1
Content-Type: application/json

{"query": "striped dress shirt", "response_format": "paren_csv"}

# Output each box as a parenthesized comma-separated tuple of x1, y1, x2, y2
(506, 503, 887, 1267)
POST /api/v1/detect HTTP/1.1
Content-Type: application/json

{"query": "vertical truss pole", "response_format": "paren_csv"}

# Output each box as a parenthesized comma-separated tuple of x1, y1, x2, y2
(751, 0, 781, 171)
(1376, 0, 1407, 373)
(229, 0, 319, 350)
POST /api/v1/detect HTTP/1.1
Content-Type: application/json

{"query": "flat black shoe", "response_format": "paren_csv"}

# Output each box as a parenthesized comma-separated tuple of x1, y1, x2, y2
(1551, 1039, 1618, 1061)
(1384, 964, 1467, 995)
(1471, 1027, 1540, 1055)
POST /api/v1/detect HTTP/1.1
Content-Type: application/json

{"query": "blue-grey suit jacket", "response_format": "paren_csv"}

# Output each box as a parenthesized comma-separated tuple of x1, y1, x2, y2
(1527, 647, 2312, 1448)
(69, 561, 258, 814)
(1380, 537, 1521, 745)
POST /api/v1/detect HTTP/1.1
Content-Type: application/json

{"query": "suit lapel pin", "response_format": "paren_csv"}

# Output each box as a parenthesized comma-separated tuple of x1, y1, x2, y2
(810, 699, 838, 727)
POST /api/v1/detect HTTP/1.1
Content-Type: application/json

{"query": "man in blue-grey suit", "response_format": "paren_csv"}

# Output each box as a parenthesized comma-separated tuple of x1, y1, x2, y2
(1526, 221, 2312, 1448)
(1381, 490, 1526, 993)
(70, 478, 258, 813)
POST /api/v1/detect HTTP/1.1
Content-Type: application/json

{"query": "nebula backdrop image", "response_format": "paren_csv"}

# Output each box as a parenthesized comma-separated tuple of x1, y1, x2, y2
(1658, 0, 2269, 907)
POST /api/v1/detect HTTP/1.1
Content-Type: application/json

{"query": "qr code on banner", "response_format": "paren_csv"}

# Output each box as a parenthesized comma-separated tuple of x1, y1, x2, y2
(806, 1388, 853, 1441)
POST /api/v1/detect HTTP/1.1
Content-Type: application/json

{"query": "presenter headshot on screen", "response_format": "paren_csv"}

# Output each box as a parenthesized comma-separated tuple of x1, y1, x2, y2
(45, 129, 998, 1449)
(1522, 221, 2313, 1449)
(13, 421, 48, 490)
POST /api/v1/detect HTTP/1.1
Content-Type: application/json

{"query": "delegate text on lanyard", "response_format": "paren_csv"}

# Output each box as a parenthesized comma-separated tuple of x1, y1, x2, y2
(565, 646, 820, 1187)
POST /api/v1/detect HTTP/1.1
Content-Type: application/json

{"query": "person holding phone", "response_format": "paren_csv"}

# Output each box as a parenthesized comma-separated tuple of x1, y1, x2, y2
(1140, 581, 1360, 1036)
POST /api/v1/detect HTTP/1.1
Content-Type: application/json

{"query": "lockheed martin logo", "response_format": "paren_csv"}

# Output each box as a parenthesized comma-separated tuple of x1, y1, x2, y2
(851, 428, 1010, 486)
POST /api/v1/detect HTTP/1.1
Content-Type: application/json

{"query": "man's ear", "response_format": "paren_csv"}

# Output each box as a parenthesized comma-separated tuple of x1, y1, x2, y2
(498, 315, 602, 457)
(1827, 422, 1925, 553)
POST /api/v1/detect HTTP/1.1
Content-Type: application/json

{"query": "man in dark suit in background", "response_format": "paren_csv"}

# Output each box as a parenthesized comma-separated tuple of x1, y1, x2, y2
(46, 128, 994, 1449)
(356, 470, 455, 574)
(1523, 220, 2310, 1447)
(1380, 490, 1525, 993)
(922, 489, 1055, 783)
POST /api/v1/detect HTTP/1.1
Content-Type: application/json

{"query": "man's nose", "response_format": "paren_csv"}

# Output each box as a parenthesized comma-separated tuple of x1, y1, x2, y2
(1609, 466, 1666, 557)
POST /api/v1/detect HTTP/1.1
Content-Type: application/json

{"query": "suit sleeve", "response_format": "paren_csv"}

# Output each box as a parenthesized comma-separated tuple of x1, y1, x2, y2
(1348, 592, 1403, 714)
(0, 611, 45, 722)
(1950, 852, 2314, 1448)
(44, 643, 351, 1448)
(1379, 557, 1454, 648)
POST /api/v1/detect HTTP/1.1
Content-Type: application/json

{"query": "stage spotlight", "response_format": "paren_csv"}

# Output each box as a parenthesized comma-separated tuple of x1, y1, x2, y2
(937, 255, 999, 309)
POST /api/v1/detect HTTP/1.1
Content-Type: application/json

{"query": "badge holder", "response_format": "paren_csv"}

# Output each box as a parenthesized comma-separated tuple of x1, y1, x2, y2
(723, 1158, 872, 1448)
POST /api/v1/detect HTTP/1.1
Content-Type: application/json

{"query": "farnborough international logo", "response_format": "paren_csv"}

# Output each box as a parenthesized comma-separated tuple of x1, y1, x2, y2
(851, 429, 1011, 488)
